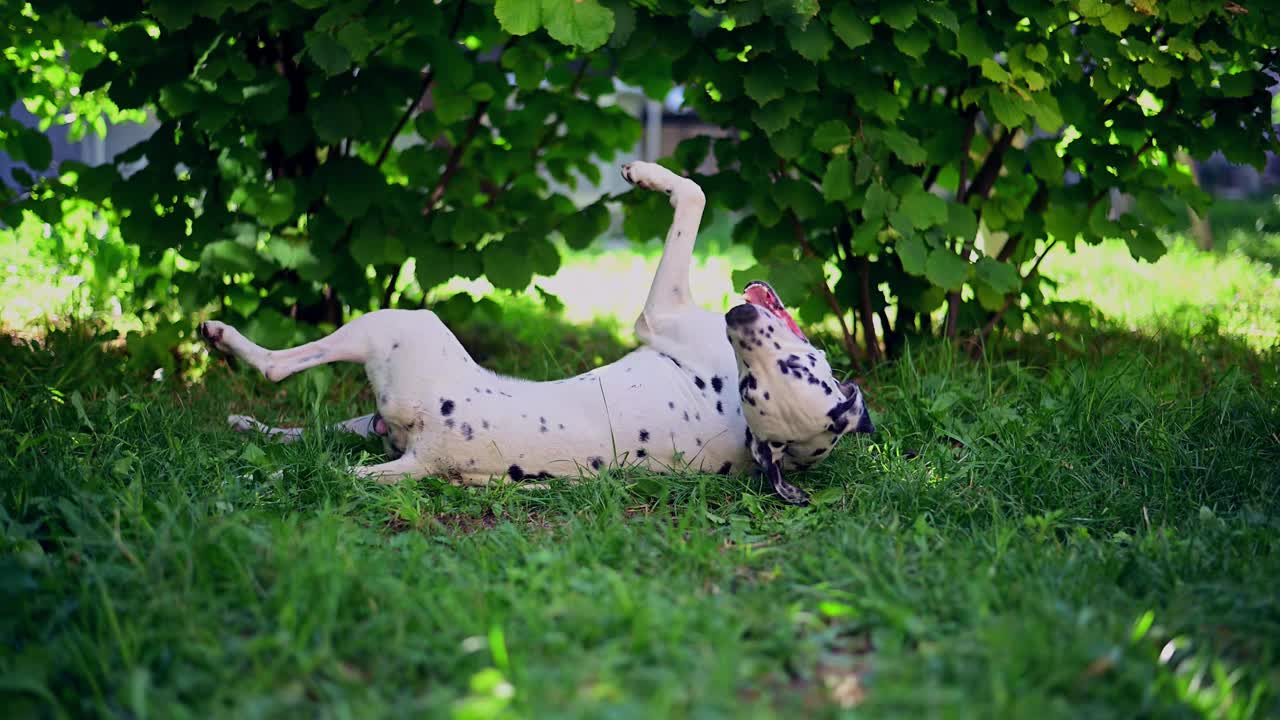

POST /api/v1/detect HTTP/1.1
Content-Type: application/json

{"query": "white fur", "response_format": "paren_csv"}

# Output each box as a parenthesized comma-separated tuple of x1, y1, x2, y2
(202, 163, 751, 485)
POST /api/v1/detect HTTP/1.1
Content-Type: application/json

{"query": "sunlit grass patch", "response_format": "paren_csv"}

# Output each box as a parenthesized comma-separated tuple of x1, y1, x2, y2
(1042, 236, 1280, 350)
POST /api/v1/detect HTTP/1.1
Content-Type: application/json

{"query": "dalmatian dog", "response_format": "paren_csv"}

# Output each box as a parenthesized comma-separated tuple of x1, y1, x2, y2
(200, 161, 871, 502)
(726, 282, 874, 505)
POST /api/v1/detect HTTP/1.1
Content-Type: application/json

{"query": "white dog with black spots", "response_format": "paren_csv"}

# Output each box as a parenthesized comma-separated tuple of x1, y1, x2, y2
(201, 162, 873, 503)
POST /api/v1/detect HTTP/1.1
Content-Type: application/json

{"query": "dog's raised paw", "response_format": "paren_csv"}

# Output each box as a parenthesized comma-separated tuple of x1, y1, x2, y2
(199, 321, 233, 353)
(620, 161, 678, 195)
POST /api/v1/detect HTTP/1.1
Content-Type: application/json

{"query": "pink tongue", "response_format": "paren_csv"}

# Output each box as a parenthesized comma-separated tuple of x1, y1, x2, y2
(743, 282, 807, 340)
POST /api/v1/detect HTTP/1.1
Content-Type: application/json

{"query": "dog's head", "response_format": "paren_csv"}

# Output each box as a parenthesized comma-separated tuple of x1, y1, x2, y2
(726, 282, 873, 496)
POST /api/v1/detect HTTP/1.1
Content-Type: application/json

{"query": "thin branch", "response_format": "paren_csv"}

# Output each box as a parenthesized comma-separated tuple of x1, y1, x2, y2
(792, 217, 863, 364)
(945, 126, 1015, 337)
(857, 256, 882, 364)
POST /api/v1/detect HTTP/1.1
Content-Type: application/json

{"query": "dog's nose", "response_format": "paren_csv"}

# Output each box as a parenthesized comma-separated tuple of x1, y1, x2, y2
(725, 304, 758, 326)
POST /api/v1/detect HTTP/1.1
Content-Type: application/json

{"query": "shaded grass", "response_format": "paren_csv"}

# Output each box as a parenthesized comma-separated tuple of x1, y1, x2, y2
(2, 304, 1278, 718)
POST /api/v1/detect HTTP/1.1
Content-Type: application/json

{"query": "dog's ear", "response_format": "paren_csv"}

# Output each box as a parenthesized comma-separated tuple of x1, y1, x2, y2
(829, 380, 874, 435)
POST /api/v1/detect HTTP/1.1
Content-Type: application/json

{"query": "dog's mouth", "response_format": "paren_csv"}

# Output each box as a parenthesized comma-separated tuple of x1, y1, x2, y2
(743, 281, 807, 341)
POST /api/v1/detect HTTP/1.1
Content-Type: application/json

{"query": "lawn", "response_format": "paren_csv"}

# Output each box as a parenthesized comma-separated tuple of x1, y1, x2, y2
(2, 236, 1278, 718)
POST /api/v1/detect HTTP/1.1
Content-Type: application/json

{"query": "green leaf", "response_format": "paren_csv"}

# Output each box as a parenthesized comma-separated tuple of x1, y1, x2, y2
(1027, 140, 1064, 183)
(1029, 93, 1063, 131)
(246, 180, 297, 227)
(351, 215, 406, 267)
(921, 3, 959, 32)
(981, 58, 1010, 83)
(894, 25, 930, 58)
(744, 64, 787, 106)
(863, 182, 895, 220)
(944, 202, 978, 240)
(15, 130, 52, 171)
(925, 248, 970, 290)
(527, 234, 561, 276)
(324, 158, 384, 221)
(1100, 5, 1134, 34)
(1138, 62, 1173, 88)
(956, 22, 992, 64)
(897, 234, 927, 275)
(311, 93, 362, 144)
(822, 155, 854, 202)
(1025, 43, 1049, 63)
(986, 88, 1026, 128)
(974, 257, 1019, 293)
(1124, 226, 1166, 262)
(811, 120, 852, 154)
(851, 220, 882, 254)
(304, 30, 352, 76)
(879, 129, 927, 166)
(774, 178, 822, 220)
(336, 21, 377, 62)
(674, 136, 712, 172)
(432, 87, 475, 125)
(899, 188, 948, 229)
(880, 2, 917, 30)
(542, 0, 615, 52)
(830, 4, 872, 49)
(483, 239, 534, 290)
(495, 0, 541, 35)
(751, 95, 803, 134)
(1219, 71, 1254, 98)
(559, 202, 610, 250)
(786, 20, 834, 61)
(1044, 204, 1080, 244)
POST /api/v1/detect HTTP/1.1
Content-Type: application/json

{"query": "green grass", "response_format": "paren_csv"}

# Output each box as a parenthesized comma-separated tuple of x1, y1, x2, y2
(3, 231, 1279, 718)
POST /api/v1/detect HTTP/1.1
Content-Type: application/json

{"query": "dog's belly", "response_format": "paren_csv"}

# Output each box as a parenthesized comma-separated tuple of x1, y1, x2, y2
(414, 348, 751, 484)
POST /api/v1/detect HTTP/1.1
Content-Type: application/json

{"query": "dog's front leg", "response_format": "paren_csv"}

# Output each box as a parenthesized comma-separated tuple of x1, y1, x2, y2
(620, 161, 706, 329)
(350, 454, 432, 485)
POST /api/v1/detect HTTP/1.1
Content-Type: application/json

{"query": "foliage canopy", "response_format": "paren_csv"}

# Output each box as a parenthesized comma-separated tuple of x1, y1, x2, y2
(1, 0, 1277, 365)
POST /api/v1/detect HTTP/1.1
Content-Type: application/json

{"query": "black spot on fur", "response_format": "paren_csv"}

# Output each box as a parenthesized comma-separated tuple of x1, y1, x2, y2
(683, 411, 690, 422)
(764, 391, 770, 400)
(718, 461, 733, 475)
(444, 419, 455, 429)
(716, 401, 723, 414)
(668, 401, 676, 409)
(539, 416, 546, 424)
(745, 427, 753, 445)
(711, 376, 724, 393)
(777, 360, 789, 375)
(482, 420, 490, 429)
(461, 423, 473, 441)
(812, 447, 826, 456)
(822, 382, 832, 395)
(773, 341, 781, 349)
(508, 465, 525, 481)
(696, 438, 703, 446)
(392, 342, 400, 350)
(660, 352, 682, 368)
(590, 457, 604, 470)
(558, 423, 565, 430)
(440, 399, 455, 416)
(694, 376, 706, 390)
(639, 429, 650, 442)
(636, 448, 647, 458)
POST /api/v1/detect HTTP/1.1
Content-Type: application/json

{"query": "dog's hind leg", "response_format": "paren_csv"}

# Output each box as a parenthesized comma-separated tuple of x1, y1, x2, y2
(621, 161, 706, 327)
(200, 318, 373, 382)
(228, 412, 381, 442)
